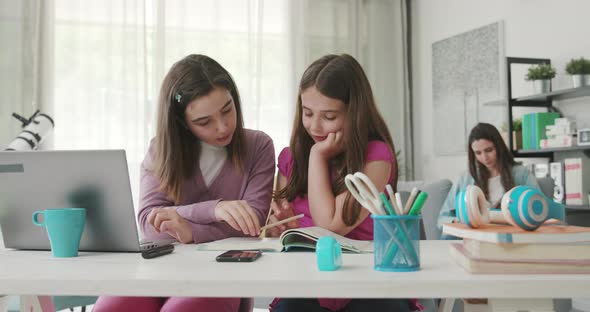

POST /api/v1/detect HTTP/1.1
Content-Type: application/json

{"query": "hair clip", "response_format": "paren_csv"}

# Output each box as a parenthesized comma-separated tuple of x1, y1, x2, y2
(175, 93, 182, 103)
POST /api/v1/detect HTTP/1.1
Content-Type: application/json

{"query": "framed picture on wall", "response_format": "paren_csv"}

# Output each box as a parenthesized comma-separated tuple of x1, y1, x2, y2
(432, 21, 507, 156)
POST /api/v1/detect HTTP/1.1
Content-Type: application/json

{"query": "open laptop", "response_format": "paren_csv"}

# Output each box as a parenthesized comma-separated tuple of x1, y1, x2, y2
(0, 149, 173, 252)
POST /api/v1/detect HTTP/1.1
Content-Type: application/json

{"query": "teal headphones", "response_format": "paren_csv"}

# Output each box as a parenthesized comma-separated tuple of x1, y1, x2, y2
(455, 185, 565, 230)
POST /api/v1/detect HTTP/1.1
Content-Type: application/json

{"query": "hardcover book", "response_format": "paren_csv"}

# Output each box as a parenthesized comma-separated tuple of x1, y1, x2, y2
(462, 238, 590, 261)
(450, 243, 590, 274)
(442, 223, 590, 244)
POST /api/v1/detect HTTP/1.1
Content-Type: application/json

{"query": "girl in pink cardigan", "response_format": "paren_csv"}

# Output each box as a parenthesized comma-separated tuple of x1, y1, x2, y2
(94, 54, 274, 312)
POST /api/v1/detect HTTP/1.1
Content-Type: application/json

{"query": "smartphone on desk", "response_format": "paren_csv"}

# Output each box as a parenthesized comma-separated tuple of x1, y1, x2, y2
(216, 250, 262, 262)
(141, 244, 174, 259)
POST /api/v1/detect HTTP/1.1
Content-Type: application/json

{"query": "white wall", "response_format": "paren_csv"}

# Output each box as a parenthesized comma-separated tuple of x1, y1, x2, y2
(412, 0, 590, 182)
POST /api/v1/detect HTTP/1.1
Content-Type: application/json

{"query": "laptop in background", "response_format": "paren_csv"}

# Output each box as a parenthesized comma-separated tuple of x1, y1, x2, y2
(0, 149, 173, 252)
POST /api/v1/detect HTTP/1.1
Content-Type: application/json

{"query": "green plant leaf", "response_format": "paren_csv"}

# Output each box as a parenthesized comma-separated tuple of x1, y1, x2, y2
(565, 57, 590, 75)
(513, 118, 522, 131)
(525, 63, 556, 80)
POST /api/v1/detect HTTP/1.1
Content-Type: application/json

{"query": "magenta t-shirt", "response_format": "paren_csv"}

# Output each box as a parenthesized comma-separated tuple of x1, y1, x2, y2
(271, 141, 419, 312)
(274, 141, 396, 311)
(277, 140, 396, 241)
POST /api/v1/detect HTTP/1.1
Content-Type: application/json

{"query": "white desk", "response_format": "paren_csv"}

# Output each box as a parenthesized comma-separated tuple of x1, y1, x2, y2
(1, 241, 590, 311)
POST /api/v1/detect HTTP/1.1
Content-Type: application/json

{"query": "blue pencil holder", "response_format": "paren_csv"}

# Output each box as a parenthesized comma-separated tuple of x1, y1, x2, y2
(372, 215, 421, 272)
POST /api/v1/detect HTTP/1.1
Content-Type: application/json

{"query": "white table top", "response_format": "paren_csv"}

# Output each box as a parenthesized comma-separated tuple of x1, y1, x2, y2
(1, 241, 589, 299)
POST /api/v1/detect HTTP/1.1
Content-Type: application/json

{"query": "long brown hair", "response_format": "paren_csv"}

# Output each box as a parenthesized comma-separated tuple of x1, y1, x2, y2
(468, 122, 516, 203)
(152, 54, 246, 203)
(275, 54, 397, 226)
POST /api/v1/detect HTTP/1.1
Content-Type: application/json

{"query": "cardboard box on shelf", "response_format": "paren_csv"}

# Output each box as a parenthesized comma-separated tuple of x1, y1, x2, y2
(540, 135, 574, 148)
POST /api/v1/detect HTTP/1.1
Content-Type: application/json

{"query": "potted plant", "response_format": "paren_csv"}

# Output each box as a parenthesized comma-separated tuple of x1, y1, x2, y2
(501, 119, 523, 150)
(512, 118, 522, 150)
(565, 57, 590, 88)
(525, 63, 556, 94)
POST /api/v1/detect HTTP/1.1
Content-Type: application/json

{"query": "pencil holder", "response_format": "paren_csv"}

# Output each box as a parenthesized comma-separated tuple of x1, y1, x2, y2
(372, 215, 421, 272)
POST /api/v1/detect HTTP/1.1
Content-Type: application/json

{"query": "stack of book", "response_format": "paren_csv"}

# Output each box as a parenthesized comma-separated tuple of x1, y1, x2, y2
(442, 223, 590, 274)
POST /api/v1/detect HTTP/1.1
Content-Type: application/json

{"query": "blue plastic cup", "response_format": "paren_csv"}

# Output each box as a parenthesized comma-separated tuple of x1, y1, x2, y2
(32, 208, 86, 257)
(372, 215, 421, 272)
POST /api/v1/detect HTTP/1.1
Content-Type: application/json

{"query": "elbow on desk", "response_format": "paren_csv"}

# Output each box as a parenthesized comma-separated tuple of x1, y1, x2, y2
(312, 219, 350, 237)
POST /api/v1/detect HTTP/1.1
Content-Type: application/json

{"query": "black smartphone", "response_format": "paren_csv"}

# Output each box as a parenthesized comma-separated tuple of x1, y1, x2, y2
(141, 244, 174, 259)
(215, 250, 262, 262)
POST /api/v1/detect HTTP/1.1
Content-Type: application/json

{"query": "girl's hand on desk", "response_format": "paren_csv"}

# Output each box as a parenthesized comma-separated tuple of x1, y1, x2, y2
(214, 200, 261, 236)
(147, 208, 193, 243)
(266, 201, 299, 237)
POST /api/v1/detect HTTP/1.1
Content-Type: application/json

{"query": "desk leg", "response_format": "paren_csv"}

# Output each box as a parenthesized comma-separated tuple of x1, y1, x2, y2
(487, 298, 554, 312)
(438, 298, 456, 312)
(0, 295, 8, 312)
(20, 296, 55, 312)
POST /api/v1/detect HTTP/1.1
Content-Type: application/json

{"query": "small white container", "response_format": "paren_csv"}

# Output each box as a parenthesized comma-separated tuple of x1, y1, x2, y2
(572, 74, 590, 88)
(533, 79, 551, 93)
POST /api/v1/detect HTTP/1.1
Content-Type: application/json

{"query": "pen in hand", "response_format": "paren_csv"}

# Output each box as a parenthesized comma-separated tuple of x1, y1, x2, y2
(259, 213, 304, 232)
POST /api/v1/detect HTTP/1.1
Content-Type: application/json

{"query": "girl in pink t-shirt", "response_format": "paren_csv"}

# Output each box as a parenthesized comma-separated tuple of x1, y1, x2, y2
(268, 54, 415, 312)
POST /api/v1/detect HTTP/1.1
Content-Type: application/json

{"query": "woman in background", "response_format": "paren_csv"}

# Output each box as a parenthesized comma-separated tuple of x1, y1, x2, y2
(438, 122, 539, 239)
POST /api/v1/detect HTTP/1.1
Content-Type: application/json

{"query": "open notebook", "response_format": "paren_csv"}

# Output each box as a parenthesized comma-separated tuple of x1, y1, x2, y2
(195, 226, 374, 253)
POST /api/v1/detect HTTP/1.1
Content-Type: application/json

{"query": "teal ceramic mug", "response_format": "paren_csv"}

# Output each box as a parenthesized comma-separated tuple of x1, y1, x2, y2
(32, 208, 86, 257)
